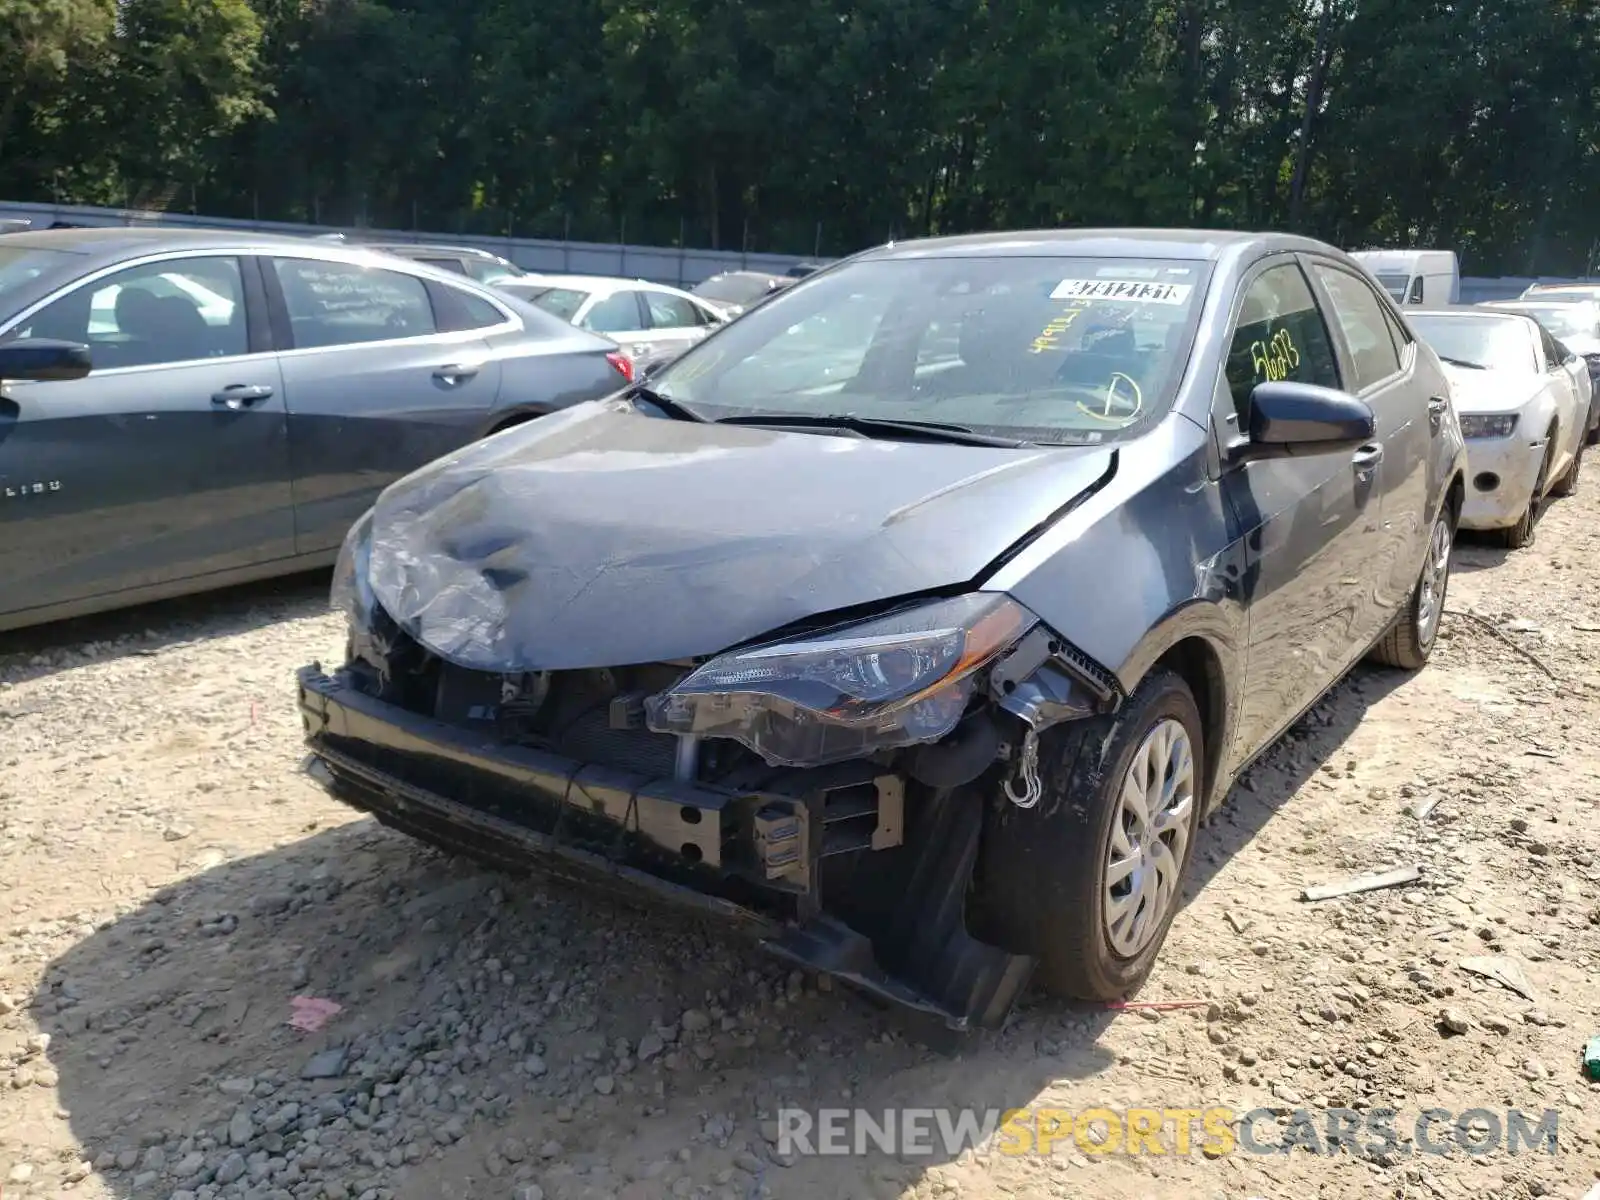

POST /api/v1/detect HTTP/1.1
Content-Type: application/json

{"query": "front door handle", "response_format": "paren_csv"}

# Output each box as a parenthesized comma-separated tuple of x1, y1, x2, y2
(211, 384, 274, 410)
(1351, 441, 1384, 479)
(433, 363, 481, 385)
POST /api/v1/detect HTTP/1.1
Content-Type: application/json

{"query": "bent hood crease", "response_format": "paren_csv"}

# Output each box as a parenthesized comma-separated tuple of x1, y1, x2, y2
(365, 400, 1114, 671)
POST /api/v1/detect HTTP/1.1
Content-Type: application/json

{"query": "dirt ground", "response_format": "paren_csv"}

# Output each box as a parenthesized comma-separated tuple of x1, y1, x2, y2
(2, 477, 1598, 1200)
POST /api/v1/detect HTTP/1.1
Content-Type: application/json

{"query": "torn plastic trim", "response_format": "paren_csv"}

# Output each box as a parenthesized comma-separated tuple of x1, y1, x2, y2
(987, 623, 1122, 731)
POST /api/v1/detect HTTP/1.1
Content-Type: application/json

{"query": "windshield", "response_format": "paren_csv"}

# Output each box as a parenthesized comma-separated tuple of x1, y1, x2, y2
(1408, 314, 1536, 372)
(692, 275, 777, 306)
(653, 255, 1212, 444)
(503, 285, 588, 322)
(0, 245, 77, 308)
(1506, 304, 1600, 341)
(1374, 272, 1410, 302)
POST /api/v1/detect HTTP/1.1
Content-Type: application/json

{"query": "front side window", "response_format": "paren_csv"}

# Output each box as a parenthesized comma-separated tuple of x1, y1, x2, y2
(654, 256, 1214, 444)
(1407, 276, 1425, 304)
(1312, 263, 1403, 391)
(272, 258, 436, 349)
(11, 256, 247, 369)
(1223, 263, 1340, 421)
(418, 257, 469, 276)
(1373, 273, 1409, 303)
(510, 286, 588, 323)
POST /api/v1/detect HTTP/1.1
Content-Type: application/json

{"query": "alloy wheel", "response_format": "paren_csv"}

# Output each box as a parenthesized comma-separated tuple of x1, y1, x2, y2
(1104, 717, 1196, 958)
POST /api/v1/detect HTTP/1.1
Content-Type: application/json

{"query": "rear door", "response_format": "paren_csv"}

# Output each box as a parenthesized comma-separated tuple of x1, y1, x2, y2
(265, 254, 507, 556)
(1535, 326, 1586, 469)
(1306, 259, 1428, 627)
(577, 289, 655, 363)
(0, 252, 294, 618)
(640, 290, 720, 363)
(1214, 257, 1386, 764)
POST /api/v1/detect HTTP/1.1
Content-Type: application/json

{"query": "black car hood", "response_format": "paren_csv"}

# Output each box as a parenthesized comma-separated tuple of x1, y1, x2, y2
(365, 399, 1114, 671)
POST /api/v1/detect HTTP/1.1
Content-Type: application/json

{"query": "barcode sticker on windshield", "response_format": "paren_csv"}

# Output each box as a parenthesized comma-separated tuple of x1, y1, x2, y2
(1050, 279, 1193, 304)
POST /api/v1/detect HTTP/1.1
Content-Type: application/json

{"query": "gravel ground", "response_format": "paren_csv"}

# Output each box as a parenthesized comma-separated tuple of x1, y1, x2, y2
(2, 479, 1599, 1200)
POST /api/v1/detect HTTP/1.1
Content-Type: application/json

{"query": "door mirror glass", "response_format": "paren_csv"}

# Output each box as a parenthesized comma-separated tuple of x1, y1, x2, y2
(0, 337, 92, 382)
(1238, 380, 1375, 460)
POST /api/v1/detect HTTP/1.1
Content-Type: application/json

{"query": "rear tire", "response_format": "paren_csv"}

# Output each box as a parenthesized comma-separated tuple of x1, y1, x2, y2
(1369, 504, 1454, 669)
(977, 669, 1204, 1002)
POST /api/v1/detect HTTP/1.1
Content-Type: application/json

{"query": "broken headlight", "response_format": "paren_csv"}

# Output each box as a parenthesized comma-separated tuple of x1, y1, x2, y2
(329, 509, 377, 637)
(645, 593, 1037, 767)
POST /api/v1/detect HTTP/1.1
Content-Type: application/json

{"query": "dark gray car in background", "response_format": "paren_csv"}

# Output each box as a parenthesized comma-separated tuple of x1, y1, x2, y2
(0, 228, 630, 632)
(298, 228, 1467, 1034)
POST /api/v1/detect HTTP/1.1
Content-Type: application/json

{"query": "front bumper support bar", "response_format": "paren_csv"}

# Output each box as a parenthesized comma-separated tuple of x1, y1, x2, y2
(297, 665, 1034, 1035)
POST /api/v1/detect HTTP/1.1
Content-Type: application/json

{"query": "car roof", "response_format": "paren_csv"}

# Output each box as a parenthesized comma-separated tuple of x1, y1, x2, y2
(1413, 305, 1534, 324)
(509, 273, 697, 298)
(367, 242, 508, 261)
(0, 225, 326, 259)
(854, 227, 1336, 263)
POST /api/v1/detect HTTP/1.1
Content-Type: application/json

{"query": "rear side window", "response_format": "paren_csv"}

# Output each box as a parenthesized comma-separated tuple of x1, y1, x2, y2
(1311, 264, 1403, 391)
(427, 281, 508, 333)
(644, 292, 704, 329)
(582, 291, 644, 334)
(1224, 263, 1340, 420)
(418, 257, 469, 276)
(272, 258, 437, 348)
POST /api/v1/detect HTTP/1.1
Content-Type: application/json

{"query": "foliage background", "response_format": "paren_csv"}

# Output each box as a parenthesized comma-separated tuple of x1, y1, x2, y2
(2, 0, 1597, 272)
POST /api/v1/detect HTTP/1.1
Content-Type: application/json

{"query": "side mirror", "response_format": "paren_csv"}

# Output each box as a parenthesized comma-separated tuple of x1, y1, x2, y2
(1232, 381, 1375, 462)
(0, 338, 92, 383)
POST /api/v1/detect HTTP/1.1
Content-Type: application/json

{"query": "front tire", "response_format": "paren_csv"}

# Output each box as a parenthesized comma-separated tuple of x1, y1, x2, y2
(1551, 439, 1583, 497)
(1497, 435, 1555, 549)
(978, 669, 1204, 1002)
(1369, 504, 1454, 669)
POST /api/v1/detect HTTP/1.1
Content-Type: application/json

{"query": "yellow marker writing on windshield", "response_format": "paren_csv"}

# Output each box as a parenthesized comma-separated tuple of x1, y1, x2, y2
(1077, 372, 1143, 423)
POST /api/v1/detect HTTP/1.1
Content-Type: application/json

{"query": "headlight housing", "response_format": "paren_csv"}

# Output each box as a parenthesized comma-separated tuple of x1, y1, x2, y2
(329, 509, 377, 636)
(1459, 413, 1518, 439)
(645, 593, 1037, 767)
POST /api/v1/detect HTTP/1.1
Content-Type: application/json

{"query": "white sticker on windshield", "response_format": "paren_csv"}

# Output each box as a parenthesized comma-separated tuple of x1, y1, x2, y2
(1050, 279, 1193, 304)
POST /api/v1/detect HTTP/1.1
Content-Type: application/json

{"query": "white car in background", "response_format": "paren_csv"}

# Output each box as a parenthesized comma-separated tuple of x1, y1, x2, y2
(1407, 307, 1589, 548)
(493, 274, 729, 376)
(1481, 298, 1600, 444)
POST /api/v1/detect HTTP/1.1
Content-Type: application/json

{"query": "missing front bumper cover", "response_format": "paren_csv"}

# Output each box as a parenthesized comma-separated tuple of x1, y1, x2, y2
(296, 665, 1033, 1033)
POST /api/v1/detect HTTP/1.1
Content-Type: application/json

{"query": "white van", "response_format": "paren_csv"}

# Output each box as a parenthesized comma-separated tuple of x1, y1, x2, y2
(1349, 249, 1460, 307)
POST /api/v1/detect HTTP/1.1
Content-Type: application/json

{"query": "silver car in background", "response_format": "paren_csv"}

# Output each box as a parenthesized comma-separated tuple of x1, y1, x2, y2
(0, 228, 631, 632)
(495, 274, 729, 375)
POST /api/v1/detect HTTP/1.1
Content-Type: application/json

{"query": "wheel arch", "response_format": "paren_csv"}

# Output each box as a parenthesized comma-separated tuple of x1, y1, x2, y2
(1149, 634, 1231, 816)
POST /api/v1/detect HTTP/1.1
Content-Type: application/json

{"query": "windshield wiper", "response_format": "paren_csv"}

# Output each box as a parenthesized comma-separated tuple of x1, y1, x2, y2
(714, 412, 1033, 448)
(1436, 355, 1486, 370)
(627, 384, 706, 422)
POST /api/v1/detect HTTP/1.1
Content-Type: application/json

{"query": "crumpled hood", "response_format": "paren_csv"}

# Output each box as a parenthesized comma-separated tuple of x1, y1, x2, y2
(366, 399, 1114, 671)
(1441, 365, 1541, 414)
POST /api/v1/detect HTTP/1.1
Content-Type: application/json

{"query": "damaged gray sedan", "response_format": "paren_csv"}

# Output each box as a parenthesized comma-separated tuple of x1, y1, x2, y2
(297, 229, 1466, 1032)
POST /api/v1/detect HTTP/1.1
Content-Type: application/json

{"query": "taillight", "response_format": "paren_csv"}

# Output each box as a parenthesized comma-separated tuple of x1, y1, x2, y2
(606, 351, 634, 382)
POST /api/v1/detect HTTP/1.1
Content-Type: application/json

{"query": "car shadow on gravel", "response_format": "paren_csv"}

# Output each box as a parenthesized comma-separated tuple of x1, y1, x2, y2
(1179, 663, 1411, 906)
(29, 817, 1119, 1199)
(0, 569, 332, 684)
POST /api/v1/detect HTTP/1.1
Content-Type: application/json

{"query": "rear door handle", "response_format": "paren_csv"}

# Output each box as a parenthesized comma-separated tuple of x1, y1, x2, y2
(433, 363, 481, 384)
(211, 384, 274, 410)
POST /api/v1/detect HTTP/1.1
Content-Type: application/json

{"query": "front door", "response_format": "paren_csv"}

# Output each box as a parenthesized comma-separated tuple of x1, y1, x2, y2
(0, 253, 294, 618)
(1215, 258, 1387, 765)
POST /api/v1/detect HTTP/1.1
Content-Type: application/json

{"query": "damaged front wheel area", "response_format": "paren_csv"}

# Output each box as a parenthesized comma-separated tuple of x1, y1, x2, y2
(977, 669, 1204, 1002)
